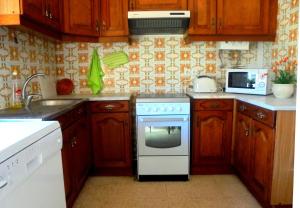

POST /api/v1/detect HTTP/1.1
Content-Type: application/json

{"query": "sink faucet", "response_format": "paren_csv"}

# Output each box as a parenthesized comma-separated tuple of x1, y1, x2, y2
(22, 73, 46, 107)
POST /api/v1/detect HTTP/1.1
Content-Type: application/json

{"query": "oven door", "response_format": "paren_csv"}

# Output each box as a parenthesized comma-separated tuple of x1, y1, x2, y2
(137, 115, 189, 156)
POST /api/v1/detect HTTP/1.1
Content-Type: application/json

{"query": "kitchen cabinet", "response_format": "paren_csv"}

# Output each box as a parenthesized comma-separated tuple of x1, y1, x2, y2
(191, 99, 233, 174)
(188, 0, 278, 41)
(89, 101, 132, 175)
(62, 0, 100, 40)
(0, 0, 62, 36)
(234, 101, 295, 207)
(129, 0, 187, 10)
(234, 113, 252, 181)
(99, 0, 129, 42)
(54, 104, 91, 208)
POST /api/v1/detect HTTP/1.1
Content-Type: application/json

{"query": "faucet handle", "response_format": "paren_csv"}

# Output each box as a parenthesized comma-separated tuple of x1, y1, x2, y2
(24, 93, 42, 107)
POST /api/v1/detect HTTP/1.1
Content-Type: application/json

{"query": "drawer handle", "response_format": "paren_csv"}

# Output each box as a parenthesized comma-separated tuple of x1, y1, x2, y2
(239, 105, 246, 111)
(210, 103, 220, 108)
(256, 112, 266, 119)
(245, 129, 249, 137)
(0, 179, 8, 189)
(104, 104, 115, 110)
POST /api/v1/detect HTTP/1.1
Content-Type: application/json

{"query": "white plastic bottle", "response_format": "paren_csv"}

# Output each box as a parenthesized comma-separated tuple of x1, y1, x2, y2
(11, 77, 22, 108)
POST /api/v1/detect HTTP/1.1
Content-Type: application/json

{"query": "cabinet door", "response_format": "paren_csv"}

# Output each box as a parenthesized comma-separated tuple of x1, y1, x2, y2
(22, 0, 45, 23)
(234, 113, 252, 179)
(188, 0, 217, 35)
(100, 0, 128, 37)
(217, 0, 271, 35)
(91, 113, 131, 170)
(73, 118, 91, 191)
(61, 124, 76, 208)
(251, 120, 274, 202)
(129, 0, 187, 10)
(63, 0, 100, 36)
(192, 111, 232, 172)
(46, 0, 61, 30)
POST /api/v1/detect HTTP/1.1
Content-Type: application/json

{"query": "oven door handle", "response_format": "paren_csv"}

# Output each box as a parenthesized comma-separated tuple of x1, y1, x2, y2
(139, 117, 188, 122)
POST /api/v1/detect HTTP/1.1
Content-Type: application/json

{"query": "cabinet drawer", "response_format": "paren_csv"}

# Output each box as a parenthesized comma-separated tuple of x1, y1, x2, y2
(89, 101, 129, 113)
(193, 99, 233, 111)
(237, 101, 276, 128)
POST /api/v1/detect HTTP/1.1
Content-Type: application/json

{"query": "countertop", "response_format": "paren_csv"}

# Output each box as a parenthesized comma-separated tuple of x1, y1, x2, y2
(0, 93, 131, 119)
(187, 92, 296, 111)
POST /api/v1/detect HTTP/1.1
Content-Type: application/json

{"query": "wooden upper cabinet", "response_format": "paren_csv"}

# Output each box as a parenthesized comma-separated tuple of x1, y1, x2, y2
(100, 0, 128, 37)
(129, 0, 187, 10)
(188, 0, 278, 41)
(217, 0, 271, 35)
(188, 0, 216, 35)
(63, 0, 100, 37)
(22, 0, 45, 23)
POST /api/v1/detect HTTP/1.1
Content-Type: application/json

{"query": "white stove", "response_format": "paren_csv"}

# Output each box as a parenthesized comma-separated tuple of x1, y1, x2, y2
(136, 94, 190, 180)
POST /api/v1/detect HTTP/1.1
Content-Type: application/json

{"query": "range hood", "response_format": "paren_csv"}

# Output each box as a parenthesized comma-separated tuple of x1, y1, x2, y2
(128, 11, 190, 35)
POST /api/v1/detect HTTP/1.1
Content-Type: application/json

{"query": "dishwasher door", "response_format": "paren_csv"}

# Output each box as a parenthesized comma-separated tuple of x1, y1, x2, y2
(0, 127, 66, 208)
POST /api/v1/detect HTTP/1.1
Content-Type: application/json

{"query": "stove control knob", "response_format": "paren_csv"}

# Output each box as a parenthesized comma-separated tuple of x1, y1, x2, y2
(177, 107, 182, 112)
(146, 107, 151, 112)
(155, 108, 159, 112)
(169, 106, 174, 111)
(163, 107, 167, 112)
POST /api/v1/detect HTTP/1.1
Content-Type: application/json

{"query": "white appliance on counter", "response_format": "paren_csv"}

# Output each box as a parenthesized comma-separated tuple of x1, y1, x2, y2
(225, 68, 273, 95)
(193, 76, 218, 93)
(0, 120, 66, 208)
(136, 94, 190, 180)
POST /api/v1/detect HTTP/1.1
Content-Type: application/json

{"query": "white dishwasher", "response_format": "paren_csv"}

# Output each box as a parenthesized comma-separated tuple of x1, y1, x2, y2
(0, 120, 66, 208)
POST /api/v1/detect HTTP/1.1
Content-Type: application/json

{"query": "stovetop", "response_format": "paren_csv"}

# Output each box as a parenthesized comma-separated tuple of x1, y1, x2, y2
(136, 93, 190, 103)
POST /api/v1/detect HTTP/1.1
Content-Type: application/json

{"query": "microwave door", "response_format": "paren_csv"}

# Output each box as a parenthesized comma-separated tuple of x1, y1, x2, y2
(228, 72, 256, 89)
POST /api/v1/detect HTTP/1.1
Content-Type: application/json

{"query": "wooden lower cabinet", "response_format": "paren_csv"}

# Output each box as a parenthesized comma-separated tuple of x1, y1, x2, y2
(234, 113, 252, 180)
(61, 117, 91, 208)
(191, 99, 233, 174)
(234, 101, 295, 207)
(251, 119, 275, 204)
(90, 101, 132, 175)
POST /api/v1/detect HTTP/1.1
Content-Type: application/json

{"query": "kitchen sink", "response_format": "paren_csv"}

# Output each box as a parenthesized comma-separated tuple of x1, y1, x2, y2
(34, 99, 81, 106)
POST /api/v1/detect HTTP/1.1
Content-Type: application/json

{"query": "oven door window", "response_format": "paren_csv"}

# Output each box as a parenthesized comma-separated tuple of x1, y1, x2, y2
(228, 72, 256, 89)
(145, 126, 181, 148)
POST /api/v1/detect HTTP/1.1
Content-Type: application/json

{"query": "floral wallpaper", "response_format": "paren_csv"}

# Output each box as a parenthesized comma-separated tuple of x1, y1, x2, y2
(0, 0, 298, 109)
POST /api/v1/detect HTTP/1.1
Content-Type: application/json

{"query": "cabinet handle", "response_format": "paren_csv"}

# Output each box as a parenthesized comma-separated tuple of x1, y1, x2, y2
(102, 20, 107, 31)
(256, 112, 266, 120)
(210, 103, 220, 109)
(96, 20, 100, 32)
(49, 12, 53, 19)
(218, 19, 222, 30)
(211, 17, 216, 28)
(45, 9, 49, 17)
(104, 104, 115, 110)
(239, 105, 246, 112)
(245, 129, 249, 137)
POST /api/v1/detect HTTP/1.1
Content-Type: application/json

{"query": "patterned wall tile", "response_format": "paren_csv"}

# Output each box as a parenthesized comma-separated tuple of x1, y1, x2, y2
(0, 0, 298, 109)
(0, 27, 56, 109)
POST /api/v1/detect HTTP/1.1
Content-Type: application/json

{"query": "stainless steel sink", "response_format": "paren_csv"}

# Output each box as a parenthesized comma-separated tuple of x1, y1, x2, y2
(34, 99, 81, 106)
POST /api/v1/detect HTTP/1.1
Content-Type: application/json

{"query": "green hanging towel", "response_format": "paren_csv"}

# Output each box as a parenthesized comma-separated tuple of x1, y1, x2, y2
(103, 51, 129, 69)
(87, 49, 104, 94)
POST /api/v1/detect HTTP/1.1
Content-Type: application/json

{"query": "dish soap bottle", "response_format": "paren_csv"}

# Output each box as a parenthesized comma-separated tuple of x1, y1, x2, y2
(11, 75, 22, 108)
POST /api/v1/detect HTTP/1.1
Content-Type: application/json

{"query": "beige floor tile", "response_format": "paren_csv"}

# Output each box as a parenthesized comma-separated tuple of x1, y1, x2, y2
(73, 175, 262, 208)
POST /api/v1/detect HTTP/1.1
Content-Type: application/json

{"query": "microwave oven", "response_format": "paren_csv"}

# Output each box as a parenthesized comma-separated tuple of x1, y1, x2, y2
(225, 68, 273, 95)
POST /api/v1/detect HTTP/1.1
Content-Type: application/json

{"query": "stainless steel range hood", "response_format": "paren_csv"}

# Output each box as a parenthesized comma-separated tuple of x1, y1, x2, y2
(128, 11, 190, 35)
